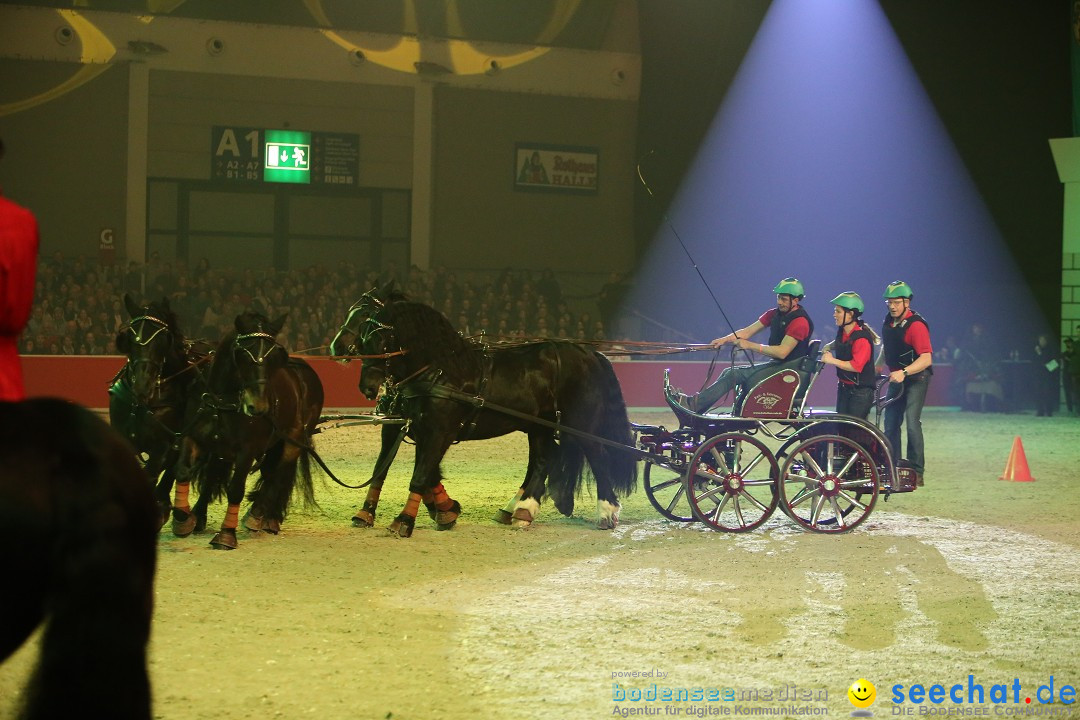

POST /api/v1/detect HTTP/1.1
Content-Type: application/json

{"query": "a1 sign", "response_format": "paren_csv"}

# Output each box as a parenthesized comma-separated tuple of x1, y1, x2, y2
(211, 127, 320, 185)
(211, 126, 262, 182)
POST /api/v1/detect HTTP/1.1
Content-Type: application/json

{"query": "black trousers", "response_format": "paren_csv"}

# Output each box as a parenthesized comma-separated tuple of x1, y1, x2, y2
(836, 383, 874, 420)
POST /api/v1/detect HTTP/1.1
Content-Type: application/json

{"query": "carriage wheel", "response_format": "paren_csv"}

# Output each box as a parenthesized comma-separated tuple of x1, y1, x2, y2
(685, 433, 778, 532)
(779, 434, 879, 534)
(643, 461, 695, 522)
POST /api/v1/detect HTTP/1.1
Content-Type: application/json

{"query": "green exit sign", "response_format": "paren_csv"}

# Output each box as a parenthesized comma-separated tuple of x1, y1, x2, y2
(263, 130, 311, 184)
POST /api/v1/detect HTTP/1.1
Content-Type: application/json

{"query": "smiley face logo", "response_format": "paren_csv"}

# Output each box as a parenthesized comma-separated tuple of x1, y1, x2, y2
(848, 678, 876, 710)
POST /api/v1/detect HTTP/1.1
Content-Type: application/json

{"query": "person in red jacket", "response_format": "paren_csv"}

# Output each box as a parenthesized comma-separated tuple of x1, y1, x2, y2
(881, 281, 933, 485)
(669, 277, 815, 413)
(0, 138, 40, 400)
(821, 291, 879, 420)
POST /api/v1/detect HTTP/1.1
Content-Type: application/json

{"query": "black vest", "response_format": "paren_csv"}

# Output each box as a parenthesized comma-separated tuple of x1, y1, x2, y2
(768, 305, 814, 360)
(881, 311, 933, 375)
(834, 322, 877, 387)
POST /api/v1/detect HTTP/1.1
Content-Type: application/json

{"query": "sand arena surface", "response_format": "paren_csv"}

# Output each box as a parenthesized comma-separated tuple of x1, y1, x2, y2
(2, 409, 1078, 719)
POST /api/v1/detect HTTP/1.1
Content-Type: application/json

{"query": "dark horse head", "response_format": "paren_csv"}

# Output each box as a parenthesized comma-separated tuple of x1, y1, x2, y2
(116, 293, 185, 402)
(353, 297, 478, 402)
(329, 281, 409, 361)
(227, 311, 289, 417)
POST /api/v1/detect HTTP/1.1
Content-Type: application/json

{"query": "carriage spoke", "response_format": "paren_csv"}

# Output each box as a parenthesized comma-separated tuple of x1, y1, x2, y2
(696, 482, 726, 504)
(644, 462, 696, 522)
(798, 451, 825, 479)
(836, 452, 858, 479)
(664, 486, 687, 515)
(651, 477, 681, 492)
(789, 485, 819, 508)
(708, 446, 732, 476)
(810, 494, 826, 525)
(732, 495, 747, 528)
(738, 487, 770, 513)
(710, 492, 732, 522)
(836, 490, 869, 511)
(828, 497, 847, 529)
(740, 450, 764, 476)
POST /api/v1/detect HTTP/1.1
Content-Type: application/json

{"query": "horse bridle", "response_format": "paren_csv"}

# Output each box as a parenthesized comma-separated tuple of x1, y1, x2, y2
(334, 291, 386, 357)
(125, 314, 173, 393)
(234, 331, 280, 365)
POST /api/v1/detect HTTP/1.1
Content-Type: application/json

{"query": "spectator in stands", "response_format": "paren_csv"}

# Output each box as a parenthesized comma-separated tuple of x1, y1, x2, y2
(1063, 337, 1076, 415)
(956, 322, 1002, 411)
(1033, 334, 1060, 417)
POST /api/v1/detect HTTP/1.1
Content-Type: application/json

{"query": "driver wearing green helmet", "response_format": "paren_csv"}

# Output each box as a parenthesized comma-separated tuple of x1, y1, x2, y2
(881, 280, 933, 484)
(821, 291, 879, 420)
(671, 277, 815, 413)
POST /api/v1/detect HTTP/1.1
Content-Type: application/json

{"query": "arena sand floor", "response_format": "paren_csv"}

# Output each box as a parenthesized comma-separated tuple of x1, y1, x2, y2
(1, 409, 1078, 719)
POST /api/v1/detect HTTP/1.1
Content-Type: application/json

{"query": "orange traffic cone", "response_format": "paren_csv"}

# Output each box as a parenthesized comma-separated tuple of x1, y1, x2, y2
(999, 436, 1035, 482)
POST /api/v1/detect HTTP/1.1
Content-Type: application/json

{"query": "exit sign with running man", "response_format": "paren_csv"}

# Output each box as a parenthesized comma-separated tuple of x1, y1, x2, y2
(263, 130, 311, 184)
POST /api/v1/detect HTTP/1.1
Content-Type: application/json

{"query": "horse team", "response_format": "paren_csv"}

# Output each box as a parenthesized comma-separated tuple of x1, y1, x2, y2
(1, 284, 639, 718)
(111, 282, 639, 546)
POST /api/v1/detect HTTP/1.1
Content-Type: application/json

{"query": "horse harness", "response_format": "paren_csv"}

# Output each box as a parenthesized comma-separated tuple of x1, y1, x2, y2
(386, 340, 568, 444)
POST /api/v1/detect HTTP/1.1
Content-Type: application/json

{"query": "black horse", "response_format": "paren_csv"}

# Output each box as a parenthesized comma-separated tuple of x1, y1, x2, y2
(330, 284, 637, 537)
(171, 312, 324, 549)
(1, 398, 158, 719)
(110, 293, 213, 529)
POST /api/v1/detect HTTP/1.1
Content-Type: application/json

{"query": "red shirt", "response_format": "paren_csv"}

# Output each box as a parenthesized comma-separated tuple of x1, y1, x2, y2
(842, 325, 873, 373)
(759, 308, 811, 342)
(0, 193, 40, 400)
(890, 309, 933, 368)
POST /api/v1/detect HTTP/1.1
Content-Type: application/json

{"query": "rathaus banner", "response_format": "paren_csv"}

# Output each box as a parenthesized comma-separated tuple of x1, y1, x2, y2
(514, 143, 599, 194)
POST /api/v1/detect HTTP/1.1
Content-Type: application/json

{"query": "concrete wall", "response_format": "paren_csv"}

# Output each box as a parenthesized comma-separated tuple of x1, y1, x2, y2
(0, 59, 130, 259)
(431, 86, 637, 273)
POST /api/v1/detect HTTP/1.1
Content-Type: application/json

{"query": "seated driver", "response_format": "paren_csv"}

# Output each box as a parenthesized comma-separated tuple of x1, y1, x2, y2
(669, 277, 816, 413)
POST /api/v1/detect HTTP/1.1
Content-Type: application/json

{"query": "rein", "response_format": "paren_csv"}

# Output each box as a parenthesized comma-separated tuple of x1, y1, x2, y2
(328, 349, 409, 362)
(463, 334, 714, 356)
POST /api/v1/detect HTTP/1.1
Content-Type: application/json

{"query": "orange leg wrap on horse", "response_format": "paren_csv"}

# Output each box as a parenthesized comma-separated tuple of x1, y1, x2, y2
(431, 483, 455, 512)
(222, 503, 240, 530)
(173, 482, 191, 512)
(402, 492, 422, 519)
(364, 485, 382, 507)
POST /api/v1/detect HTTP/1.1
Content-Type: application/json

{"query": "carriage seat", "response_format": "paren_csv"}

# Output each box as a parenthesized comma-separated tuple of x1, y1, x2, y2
(733, 339, 822, 419)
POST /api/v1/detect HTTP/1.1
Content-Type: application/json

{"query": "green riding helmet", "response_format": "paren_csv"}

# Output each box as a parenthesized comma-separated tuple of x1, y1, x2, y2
(883, 280, 913, 299)
(772, 277, 805, 299)
(830, 291, 864, 314)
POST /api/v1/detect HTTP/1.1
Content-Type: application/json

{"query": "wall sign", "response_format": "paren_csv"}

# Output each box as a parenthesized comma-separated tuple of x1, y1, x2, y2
(514, 143, 599, 194)
(211, 126, 359, 186)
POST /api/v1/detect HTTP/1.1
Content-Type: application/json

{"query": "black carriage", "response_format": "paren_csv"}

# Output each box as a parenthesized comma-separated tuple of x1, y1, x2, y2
(635, 339, 919, 534)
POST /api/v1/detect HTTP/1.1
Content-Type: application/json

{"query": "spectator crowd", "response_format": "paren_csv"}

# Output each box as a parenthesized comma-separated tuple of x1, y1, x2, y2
(19, 253, 616, 357)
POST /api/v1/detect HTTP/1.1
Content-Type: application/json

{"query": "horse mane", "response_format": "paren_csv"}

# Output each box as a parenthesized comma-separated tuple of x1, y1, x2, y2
(150, 300, 188, 358)
(234, 310, 275, 335)
(387, 301, 482, 380)
(208, 328, 241, 391)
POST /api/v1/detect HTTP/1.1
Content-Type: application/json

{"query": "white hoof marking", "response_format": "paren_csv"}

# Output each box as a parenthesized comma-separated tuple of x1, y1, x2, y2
(597, 499, 620, 530)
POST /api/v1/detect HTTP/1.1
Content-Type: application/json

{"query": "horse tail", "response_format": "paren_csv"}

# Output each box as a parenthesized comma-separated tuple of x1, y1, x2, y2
(590, 350, 637, 496)
(545, 347, 637, 514)
(547, 430, 586, 517)
(295, 443, 317, 508)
